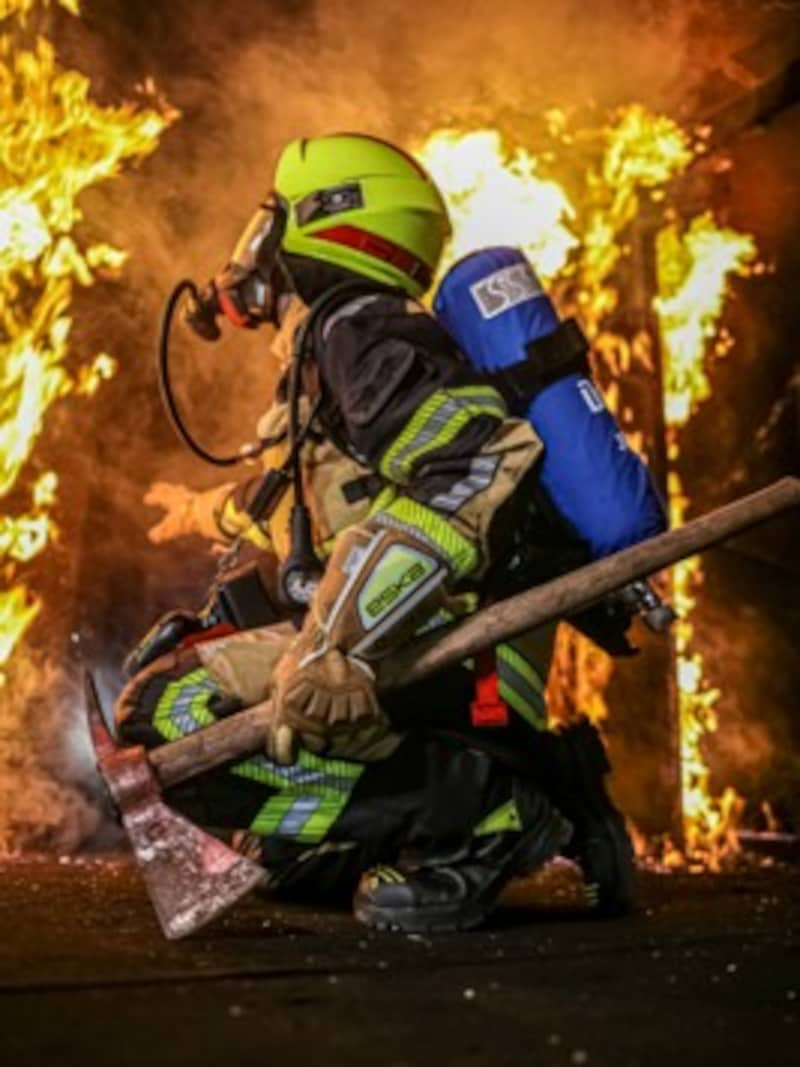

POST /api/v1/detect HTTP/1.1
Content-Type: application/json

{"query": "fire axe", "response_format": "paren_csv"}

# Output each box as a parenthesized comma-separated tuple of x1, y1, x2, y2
(87, 477, 800, 939)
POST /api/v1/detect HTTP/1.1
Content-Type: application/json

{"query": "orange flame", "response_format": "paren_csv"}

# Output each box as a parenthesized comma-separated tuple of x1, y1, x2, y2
(0, 3, 175, 677)
(655, 214, 757, 867)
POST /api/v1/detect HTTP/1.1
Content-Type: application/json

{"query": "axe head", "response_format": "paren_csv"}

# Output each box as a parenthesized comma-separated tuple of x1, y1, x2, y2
(85, 671, 265, 939)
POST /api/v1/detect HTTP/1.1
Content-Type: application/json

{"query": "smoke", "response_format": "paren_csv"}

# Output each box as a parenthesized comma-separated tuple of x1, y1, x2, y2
(3, 0, 796, 852)
(74, 0, 769, 290)
(0, 650, 104, 855)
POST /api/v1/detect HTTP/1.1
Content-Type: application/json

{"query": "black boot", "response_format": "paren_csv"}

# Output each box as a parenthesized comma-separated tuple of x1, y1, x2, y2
(535, 716, 635, 916)
(352, 788, 572, 933)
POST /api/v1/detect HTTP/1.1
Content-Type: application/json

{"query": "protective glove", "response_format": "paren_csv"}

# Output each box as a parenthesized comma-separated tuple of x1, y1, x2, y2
(265, 519, 451, 764)
(267, 638, 388, 765)
(145, 481, 233, 543)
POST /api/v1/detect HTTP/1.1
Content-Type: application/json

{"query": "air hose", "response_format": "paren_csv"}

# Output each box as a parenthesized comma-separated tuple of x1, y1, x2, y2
(157, 279, 263, 467)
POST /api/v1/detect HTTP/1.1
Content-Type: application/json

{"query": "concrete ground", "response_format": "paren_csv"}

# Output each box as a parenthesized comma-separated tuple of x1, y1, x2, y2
(0, 855, 796, 1067)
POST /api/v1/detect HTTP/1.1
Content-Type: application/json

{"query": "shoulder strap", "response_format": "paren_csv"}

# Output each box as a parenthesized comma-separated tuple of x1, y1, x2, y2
(490, 317, 590, 408)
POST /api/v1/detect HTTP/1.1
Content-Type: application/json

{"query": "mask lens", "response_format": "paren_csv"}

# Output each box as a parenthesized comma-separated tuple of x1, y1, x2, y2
(231, 203, 278, 275)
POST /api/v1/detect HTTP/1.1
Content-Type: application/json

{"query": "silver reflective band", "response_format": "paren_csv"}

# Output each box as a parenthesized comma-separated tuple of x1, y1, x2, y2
(429, 455, 500, 513)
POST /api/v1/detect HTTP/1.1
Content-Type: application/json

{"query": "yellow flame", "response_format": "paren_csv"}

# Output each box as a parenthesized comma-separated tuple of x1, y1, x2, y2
(417, 129, 579, 283)
(0, 5, 175, 676)
(656, 213, 758, 866)
(580, 106, 694, 333)
(0, 586, 39, 677)
(0, 0, 78, 21)
(656, 213, 756, 426)
(418, 105, 694, 335)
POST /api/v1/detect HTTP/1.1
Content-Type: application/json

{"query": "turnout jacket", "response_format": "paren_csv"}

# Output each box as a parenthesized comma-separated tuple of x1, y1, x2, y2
(211, 291, 543, 587)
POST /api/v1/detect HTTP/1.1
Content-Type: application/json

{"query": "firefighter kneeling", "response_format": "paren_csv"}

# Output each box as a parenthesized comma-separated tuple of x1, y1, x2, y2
(118, 133, 637, 933)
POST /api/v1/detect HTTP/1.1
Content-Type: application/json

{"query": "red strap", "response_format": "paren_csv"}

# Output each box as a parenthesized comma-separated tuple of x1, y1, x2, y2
(470, 649, 509, 728)
(218, 289, 252, 328)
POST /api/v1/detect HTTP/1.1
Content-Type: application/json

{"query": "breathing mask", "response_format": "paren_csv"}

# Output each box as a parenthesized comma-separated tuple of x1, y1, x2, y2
(183, 194, 289, 340)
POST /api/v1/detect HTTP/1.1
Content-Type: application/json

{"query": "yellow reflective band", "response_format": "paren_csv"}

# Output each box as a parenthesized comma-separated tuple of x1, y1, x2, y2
(153, 668, 217, 742)
(218, 497, 272, 550)
(249, 792, 355, 843)
(473, 799, 523, 836)
(380, 386, 506, 484)
(375, 865, 405, 884)
(373, 494, 479, 577)
(234, 750, 364, 844)
(497, 642, 548, 729)
(497, 643, 545, 696)
(498, 678, 547, 731)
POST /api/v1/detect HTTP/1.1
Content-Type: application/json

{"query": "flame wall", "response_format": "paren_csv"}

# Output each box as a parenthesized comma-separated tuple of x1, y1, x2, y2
(2, 0, 799, 851)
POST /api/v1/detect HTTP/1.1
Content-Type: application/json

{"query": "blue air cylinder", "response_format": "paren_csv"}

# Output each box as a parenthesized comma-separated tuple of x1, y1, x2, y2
(433, 246, 666, 558)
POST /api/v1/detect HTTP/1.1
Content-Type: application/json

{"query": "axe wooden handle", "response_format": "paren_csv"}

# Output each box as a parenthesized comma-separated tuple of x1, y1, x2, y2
(151, 476, 800, 788)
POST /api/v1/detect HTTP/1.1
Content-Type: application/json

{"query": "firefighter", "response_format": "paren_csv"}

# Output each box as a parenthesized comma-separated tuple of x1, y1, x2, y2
(117, 133, 632, 933)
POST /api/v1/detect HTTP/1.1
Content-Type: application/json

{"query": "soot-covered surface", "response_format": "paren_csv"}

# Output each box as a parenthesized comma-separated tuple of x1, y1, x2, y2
(0, 855, 796, 1067)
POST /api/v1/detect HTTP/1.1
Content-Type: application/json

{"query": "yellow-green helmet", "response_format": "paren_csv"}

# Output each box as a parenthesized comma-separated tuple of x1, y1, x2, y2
(273, 134, 450, 298)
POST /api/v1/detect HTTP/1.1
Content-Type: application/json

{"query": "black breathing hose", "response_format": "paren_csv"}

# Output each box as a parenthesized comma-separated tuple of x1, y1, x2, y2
(157, 279, 248, 467)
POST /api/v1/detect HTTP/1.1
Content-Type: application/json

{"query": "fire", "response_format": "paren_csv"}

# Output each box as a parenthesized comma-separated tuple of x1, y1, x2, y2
(655, 214, 757, 868)
(0, 1, 79, 19)
(656, 214, 757, 425)
(418, 129, 579, 283)
(579, 105, 695, 330)
(416, 106, 758, 864)
(0, 2, 175, 681)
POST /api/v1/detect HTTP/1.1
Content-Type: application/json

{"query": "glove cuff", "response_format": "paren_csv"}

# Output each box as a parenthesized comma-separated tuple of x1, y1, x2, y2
(302, 520, 451, 661)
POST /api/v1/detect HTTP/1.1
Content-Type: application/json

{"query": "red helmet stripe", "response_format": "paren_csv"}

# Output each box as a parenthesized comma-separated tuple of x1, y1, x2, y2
(312, 224, 432, 289)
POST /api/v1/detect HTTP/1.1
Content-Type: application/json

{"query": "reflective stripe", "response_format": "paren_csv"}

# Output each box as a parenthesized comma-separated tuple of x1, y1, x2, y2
(233, 750, 362, 790)
(234, 750, 364, 844)
(153, 674, 362, 844)
(217, 495, 272, 549)
(429, 454, 500, 513)
(498, 678, 546, 730)
(473, 799, 523, 836)
(321, 294, 382, 340)
(380, 386, 506, 484)
(497, 643, 547, 730)
(371, 493, 479, 577)
(373, 864, 405, 884)
(497, 643, 544, 695)
(153, 667, 218, 742)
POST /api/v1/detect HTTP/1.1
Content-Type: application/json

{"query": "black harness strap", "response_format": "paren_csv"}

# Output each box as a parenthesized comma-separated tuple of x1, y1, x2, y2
(491, 317, 590, 409)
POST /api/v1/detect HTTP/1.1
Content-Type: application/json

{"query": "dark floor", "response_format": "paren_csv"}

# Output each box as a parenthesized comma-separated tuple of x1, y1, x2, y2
(0, 855, 797, 1067)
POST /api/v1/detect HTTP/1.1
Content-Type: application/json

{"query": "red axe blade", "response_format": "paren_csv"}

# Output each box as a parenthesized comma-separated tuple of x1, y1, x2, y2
(85, 671, 265, 939)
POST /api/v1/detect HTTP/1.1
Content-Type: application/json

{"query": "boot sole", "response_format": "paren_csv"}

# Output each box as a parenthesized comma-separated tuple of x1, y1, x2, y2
(353, 812, 571, 934)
